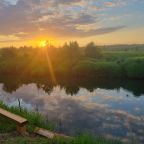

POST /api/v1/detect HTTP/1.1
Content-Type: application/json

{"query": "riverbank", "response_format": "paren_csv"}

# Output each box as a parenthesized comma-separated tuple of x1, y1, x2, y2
(0, 133, 122, 144)
(0, 101, 121, 144)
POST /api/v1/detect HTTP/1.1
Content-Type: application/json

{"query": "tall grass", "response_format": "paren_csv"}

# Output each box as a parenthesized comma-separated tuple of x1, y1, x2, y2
(2, 134, 122, 144)
(0, 101, 55, 133)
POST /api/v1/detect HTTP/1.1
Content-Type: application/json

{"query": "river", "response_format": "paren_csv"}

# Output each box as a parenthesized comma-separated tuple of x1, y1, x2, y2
(0, 77, 144, 143)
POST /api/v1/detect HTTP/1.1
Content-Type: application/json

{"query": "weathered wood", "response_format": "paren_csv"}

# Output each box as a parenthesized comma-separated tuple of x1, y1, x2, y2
(35, 127, 55, 139)
(55, 133, 72, 139)
(16, 124, 27, 135)
(0, 108, 28, 135)
(34, 127, 72, 139)
(0, 108, 27, 124)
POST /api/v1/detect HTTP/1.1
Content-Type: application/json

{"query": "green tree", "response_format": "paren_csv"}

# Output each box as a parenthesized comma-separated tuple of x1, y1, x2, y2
(85, 42, 101, 58)
(61, 41, 80, 59)
(0, 47, 17, 59)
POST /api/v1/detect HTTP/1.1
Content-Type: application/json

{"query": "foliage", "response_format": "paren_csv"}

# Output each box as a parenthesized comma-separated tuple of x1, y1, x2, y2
(123, 57, 144, 78)
(102, 51, 144, 61)
(0, 43, 144, 79)
(0, 47, 17, 59)
(85, 42, 101, 58)
(73, 59, 123, 78)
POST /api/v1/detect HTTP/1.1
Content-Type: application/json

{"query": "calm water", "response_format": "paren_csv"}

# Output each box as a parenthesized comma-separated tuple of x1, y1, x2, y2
(0, 77, 144, 143)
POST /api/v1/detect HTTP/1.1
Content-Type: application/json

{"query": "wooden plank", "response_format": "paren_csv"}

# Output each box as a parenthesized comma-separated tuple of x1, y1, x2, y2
(0, 108, 27, 124)
(55, 133, 72, 139)
(35, 127, 72, 139)
(35, 127, 55, 139)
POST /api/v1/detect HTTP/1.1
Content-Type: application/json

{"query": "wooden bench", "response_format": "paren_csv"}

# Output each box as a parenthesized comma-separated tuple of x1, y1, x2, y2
(0, 108, 28, 135)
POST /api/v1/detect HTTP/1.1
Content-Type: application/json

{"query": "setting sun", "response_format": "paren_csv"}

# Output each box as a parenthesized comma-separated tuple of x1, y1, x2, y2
(39, 40, 47, 48)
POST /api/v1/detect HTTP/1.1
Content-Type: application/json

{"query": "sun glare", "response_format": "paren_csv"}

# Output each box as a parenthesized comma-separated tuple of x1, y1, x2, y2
(39, 40, 47, 48)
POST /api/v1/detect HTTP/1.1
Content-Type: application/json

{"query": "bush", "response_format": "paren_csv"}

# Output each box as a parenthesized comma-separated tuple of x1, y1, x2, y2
(73, 60, 123, 78)
(85, 42, 101, 58)
(123, 57, 144, 78)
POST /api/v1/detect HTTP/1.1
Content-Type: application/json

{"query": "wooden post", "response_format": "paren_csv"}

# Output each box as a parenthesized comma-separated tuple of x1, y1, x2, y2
(16, 124, 27, 135)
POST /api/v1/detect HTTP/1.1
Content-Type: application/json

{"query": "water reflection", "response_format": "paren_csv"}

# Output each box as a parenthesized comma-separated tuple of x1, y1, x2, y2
(0, 76, 144, 97)
(0, 76, 144, 143)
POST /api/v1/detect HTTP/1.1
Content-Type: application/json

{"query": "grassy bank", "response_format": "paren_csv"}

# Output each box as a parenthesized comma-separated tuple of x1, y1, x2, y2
(0, 102, 121, 144)
(1, 134, 122, 144)
(0, 101, 55, 133)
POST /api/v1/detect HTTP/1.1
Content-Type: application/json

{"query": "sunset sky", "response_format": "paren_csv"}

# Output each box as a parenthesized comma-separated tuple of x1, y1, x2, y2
(0, 0, 144, 47)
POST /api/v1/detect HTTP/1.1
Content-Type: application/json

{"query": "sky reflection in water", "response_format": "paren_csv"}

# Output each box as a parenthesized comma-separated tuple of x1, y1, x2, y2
(0, 83, 144, 144)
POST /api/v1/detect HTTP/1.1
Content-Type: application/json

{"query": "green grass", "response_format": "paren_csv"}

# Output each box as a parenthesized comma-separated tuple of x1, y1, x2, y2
(0, 101, 55, 133)
(0, 101, 122, 144)
(1, 134, 122, 144)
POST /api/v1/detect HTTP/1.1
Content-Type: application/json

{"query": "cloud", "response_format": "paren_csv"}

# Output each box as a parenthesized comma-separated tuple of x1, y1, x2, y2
(0, 35, 20, 42)
(4, 0, 18, 5)
(52, 0, 83, 6)
(104, 0, 127, 7)
(0, 0, 141, 42)
(46, 25, 125, 37)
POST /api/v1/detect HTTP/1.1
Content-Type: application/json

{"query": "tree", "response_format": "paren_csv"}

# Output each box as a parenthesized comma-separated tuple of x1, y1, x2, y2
(0, 47, 17, 59)
(85, 42, 101, 58)
(61, 41, 80, 59)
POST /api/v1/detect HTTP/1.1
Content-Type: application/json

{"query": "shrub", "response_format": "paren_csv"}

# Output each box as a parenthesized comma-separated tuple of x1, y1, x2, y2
(123, 57, 144, 78)
(85, 42, 101, 58)
(73, 60, 123, 78)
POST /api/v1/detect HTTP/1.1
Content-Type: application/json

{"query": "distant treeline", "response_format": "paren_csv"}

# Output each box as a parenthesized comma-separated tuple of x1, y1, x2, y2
(101, 44, 144, 51)
(0, 42, 144, 81)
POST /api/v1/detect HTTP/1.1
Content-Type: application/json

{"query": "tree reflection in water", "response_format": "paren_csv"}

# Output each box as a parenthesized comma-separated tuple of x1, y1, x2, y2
(0, 76, 144, 97)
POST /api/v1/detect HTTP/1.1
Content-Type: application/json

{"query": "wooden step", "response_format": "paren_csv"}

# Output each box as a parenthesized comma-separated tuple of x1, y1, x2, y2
(35, 127, 55, 139)
(35, 127, 72, 139)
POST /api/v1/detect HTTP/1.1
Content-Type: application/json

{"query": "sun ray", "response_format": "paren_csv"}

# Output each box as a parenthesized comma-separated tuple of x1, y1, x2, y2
(45, 48, 57, 84)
